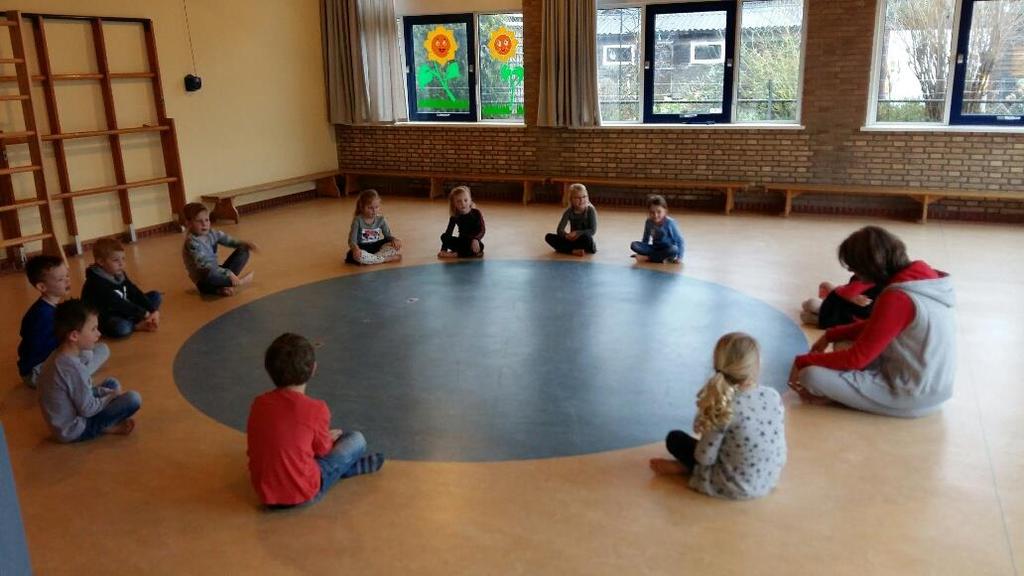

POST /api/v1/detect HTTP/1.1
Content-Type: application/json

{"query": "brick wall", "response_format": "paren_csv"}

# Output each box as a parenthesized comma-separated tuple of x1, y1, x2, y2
(337, 0, 1024, 222)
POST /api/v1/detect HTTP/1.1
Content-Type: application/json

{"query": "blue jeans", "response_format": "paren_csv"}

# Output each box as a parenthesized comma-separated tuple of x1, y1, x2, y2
(314, 431, 368, 500)
(631, 241, 680, 263)
(102, 292, 163, 338)
(197, 247, 250, 294)
(77, 379, 142, 442)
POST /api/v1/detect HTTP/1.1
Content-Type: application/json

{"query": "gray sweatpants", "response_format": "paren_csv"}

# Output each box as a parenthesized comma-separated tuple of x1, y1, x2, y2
(799, 366, 942, 419)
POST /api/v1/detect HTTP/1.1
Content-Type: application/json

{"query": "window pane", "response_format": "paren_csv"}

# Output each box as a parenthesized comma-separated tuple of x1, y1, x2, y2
(875, 0, 954, 122)
(737, 0, 804, 122)
(480, 13, 525, 121)
(651, 10, 727, 117)
(960, 0, 1024, 117)
(597, 8, 642, 122)
(411, 21, 471, 115)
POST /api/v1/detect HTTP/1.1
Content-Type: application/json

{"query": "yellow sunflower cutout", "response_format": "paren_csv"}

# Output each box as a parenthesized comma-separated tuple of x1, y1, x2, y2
(487, 26, 518, 62)
(424, 26, 458, 67)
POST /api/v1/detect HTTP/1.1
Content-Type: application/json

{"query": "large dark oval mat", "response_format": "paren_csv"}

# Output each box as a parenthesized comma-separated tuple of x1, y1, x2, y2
(173, 261, 806, 462)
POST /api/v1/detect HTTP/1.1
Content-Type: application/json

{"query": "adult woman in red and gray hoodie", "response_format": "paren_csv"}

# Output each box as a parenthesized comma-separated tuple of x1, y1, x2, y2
(788, 226, 956, 418)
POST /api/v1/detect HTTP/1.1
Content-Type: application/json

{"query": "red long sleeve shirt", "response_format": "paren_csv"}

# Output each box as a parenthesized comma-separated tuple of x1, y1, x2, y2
(795, 261, 940, 371)
(247, 388, 333, 506)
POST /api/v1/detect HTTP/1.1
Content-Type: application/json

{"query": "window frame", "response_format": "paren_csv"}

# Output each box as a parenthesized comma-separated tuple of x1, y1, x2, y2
(642, 1, 738, 124)
(690, 40, 726, 64)
(402, 13, 479, 123)
(949, 0, 1024, 126)
(477, 11, 527, 123)
(867, 0, 1024, 128)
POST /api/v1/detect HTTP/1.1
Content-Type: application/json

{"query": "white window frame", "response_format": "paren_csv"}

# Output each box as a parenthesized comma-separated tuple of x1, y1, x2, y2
(690, 40, 726, 64)
(603, 44, 637, 65)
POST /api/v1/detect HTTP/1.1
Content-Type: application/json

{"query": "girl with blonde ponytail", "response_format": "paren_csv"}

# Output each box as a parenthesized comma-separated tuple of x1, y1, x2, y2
(650, 333, 787, 500)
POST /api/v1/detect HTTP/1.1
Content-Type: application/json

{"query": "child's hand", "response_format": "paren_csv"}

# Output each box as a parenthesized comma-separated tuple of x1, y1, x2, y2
(850, 294, 872, 307)
(228, 271, 242, 287)
(391, 238, 402, 250)
(352, 246, 362, 260)
(470, 239, 482, 254)
(329, 428, 343, 441)
(565, 231, 577, 241)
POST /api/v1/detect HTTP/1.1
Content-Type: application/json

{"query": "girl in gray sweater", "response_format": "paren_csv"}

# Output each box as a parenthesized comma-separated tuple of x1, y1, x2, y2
(650, 333, 787, 500)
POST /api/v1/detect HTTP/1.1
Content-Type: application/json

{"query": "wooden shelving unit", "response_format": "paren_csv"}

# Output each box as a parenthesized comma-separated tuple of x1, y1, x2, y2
(0, 10, 64, 265)
(1, 11, 186, 256)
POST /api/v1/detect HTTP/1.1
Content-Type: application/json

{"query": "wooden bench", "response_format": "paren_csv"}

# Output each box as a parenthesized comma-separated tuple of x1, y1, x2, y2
(764, 183, 1024, 223)
(201, 170, 341, 223)
(549, 177, 754, 214)
(343, 169, 546, 204)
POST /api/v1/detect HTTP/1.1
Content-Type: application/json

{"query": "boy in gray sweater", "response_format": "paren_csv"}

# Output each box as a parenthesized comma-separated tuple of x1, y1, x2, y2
(37, 299, 141, 442)
(181, 202, 259, 296)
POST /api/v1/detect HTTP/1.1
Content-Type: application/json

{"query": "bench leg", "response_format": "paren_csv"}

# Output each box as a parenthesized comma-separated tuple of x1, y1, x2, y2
(783, 190, 797, 217)
(210, 197, 240, 224)
(523, 180, 533, 205)
(316, 176, 341, 199)
(916, 194, 933, 224)
(724, 188, 735, 215)
(344, 174, 359, 196)
(430, 178, 443, 200)
(561, 182, 571, 206)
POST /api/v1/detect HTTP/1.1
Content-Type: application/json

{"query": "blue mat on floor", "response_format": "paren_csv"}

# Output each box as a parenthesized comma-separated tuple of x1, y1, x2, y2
(174, 261, 807, 462)
(0, 423, 31, 575)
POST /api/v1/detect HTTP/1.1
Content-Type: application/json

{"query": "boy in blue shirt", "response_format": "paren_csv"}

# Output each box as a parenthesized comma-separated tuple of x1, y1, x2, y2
(17, 256, 108, 387)
(630, 195, 685, 264)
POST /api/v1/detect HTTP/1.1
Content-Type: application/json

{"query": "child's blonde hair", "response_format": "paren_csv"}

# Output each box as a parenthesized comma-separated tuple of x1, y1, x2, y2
(354, 189, 381, 216)
(694, 332, 760, 435)
(448, 185, 472, 216)
(568, 183, 588, 199)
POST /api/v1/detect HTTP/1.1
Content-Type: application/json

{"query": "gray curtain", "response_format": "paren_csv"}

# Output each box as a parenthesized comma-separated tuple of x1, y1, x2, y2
(322, 0, 406, 125)
(538, 0, 601, 127)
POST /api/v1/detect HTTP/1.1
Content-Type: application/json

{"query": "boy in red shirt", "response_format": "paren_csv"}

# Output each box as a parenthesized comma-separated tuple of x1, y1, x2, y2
(247, 333, 384, 508)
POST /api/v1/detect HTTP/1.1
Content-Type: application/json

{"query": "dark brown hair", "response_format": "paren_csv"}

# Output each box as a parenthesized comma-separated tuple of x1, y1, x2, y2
(183, 202, 209, 222)
(647, 194, 668, 209)
(54, 299, 97, 343)
(838, 226, 911, 285)
(25, 255, 64, 286)
(93, 237, 125, 260)
(264, 333, 316, 388)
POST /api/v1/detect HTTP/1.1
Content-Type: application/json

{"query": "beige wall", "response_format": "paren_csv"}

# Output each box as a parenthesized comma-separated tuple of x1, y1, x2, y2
(1, 0, 336, 248)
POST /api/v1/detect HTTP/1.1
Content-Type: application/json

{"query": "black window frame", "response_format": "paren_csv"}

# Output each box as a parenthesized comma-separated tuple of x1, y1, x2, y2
(403, 13, 478, 122)
(949, 0, 1024, 126)
(642, 1, 738, 124)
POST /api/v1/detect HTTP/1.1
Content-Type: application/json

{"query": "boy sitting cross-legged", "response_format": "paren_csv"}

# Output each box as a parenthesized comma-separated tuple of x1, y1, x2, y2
(18, 255, 109, 388)
(37, 299, 141, 442)
(181, 202, 258, 297)
(247, 333, 384, 509)
(82, 238, 162, 338)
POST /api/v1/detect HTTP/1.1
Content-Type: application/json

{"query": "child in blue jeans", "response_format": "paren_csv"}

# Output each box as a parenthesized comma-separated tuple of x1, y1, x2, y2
(37, 299, 141, 442)
(630, 195, 685, 263)
(181, 202, 258, 296)
(247, 333, 384, 509)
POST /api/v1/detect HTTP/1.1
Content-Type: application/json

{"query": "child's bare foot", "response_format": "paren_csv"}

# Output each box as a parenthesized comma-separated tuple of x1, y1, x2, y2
(572, 249, 586, 257)
(385, 254, 402, 263)
(108, 419, 135, 435)
(238, 271, 255, 286)
(818, 281, 835, 299)
(633, 254, 649, 263)
(438, 250, 457, 259)
(649, 458, 686, 475)
(218, 287, 236, 296)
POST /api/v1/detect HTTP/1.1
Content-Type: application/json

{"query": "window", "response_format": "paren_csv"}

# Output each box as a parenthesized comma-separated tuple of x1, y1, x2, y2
(644, 2, 737, 123)
(691, 41, 725, 64)
(402, 12, 525, 123)
(598, 1, 805, 125)
(871, 0, 1024, 126)
(479, 13, 525, 121)
(597, 8, 642, 122)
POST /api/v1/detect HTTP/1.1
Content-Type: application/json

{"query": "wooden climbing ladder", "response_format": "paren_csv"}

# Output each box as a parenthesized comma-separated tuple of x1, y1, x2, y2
(0, 10, 64, 266)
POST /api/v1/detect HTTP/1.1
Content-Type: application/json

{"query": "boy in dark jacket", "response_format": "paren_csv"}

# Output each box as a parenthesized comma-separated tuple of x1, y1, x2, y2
(81, 238, 162, 338)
